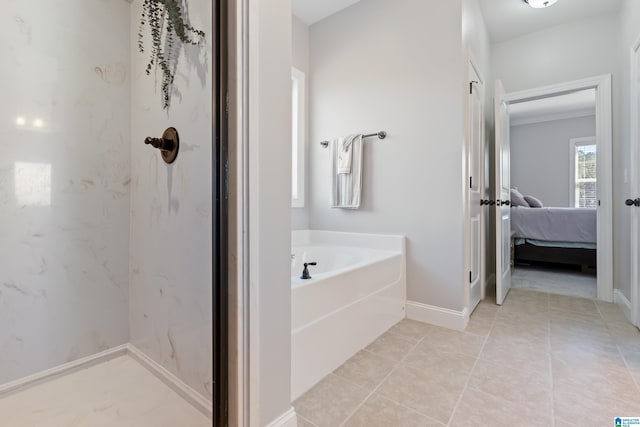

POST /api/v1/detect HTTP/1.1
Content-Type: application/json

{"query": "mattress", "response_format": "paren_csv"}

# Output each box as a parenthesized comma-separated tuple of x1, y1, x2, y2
(514, 238, 597, 250)
(511, 206, 597, 244)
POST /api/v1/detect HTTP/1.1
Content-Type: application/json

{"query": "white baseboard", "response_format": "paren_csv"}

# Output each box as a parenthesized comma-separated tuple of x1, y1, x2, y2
(0, 344, 128, 398)
(126, 344, 212, 419)
(266, 407, 298, 427)
(614, 289, 632, 323)
(406, 301, 469, 331)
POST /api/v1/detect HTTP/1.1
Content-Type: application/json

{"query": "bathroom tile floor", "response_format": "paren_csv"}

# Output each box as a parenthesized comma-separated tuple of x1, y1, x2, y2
(0, 355, 210, 427)
(293, 288, 640, 427)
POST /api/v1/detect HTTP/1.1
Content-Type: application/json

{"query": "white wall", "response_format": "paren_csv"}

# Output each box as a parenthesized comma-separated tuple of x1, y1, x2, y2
(129, 0, 212, 401)
(617, 0, 640, 301)
(511, 115, 596, 208)
(249, 0, 294, 425)
(0, 0, 130, 385)
(308, 0, 466, 310)
(292, 15, 310, 231)
(491, 13, 630, 298)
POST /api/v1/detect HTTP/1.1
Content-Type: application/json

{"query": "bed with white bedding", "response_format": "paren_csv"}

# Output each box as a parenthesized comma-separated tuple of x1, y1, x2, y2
(511, 206, 597, 268)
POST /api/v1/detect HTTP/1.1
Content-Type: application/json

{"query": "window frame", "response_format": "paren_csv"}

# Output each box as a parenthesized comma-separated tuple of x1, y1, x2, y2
(291, 67, 306, 208)
(569, 136, 597, 208)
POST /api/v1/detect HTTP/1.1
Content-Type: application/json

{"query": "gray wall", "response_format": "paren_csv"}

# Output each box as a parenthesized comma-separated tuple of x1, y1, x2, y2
(511, 115, 596, 208)
(292, 16, 310, 230)
(491, 12, 630, 298)
(308, 0, 467, 311)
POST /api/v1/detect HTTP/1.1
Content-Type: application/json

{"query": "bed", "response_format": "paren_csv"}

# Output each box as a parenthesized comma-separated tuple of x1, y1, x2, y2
(510, 206, 597, 269)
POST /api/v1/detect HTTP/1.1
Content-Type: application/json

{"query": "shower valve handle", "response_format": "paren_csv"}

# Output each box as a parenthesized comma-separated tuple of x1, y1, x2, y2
(301, 262, 317, 280)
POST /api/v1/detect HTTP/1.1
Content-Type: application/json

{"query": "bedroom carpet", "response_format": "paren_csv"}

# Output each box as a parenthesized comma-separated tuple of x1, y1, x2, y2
(512, 264, 597, 299)
(293, 289, 640, 427)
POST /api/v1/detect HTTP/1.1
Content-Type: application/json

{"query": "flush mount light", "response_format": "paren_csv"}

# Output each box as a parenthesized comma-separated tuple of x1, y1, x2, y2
(524, 0, 559, 8)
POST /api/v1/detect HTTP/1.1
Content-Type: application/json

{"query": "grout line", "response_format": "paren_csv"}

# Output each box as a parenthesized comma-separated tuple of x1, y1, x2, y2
(445, 304, 497, 427)
(297, 414, 319, 427)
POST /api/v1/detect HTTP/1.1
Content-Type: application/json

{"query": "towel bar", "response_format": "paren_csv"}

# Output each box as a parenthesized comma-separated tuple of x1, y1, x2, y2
(320, 131, 386, 148)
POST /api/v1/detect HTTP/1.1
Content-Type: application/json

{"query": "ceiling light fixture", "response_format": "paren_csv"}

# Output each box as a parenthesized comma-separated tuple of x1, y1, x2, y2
(523, 0, 559, 8)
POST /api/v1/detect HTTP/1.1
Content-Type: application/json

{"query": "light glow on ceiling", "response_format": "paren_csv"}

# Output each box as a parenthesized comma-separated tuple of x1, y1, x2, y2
(524, 0, 559, 8)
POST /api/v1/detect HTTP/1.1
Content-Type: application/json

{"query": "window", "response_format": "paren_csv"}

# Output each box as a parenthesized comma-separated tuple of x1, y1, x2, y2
(569, 137, 597, 209)
(291, 67, 305, 208)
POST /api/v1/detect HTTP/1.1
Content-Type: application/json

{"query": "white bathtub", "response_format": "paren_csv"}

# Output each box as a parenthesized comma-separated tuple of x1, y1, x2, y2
(291, 230, 406, 400)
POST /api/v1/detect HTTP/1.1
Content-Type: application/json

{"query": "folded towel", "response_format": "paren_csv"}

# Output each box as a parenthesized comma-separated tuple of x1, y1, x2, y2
(331, 134, 363, 209)
(337, 134, 359, 174)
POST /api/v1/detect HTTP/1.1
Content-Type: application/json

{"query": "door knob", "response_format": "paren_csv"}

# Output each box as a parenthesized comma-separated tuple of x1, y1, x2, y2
(625, 198, 640, 207)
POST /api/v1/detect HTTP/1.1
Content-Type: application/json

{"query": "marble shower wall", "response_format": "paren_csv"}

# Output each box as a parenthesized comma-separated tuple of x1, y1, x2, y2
(0, 0, 131, 384)
(129, 0, 213, 401)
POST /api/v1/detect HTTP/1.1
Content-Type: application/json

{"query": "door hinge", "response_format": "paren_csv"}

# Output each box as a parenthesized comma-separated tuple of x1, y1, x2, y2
(470, 176, 473, 189)
(599, 200, 601, 206)
(469, 271, 472, 283)
(470, 80, 478, 94)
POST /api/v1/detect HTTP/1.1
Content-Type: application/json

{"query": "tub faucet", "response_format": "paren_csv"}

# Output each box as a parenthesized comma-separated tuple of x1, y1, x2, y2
(300, 262, 317, 280)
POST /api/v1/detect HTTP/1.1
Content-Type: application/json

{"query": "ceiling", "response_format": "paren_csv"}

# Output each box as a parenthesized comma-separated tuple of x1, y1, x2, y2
(292, 0, 362, 25)
(478, 0, 622, 43)
(509, 89, 596, 126)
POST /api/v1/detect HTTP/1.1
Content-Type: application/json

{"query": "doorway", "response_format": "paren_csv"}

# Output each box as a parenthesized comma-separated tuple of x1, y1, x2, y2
(493, 75, 614, 304)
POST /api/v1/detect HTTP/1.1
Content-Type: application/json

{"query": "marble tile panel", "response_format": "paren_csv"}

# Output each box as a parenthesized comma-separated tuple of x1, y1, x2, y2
(0, 356, 209, 426)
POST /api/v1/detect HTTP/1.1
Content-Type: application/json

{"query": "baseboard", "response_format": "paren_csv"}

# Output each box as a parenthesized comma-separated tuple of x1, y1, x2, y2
(126, 344, 212, 419)
(406, 301, 469, 331)
(0, 344, 128, 398)
(265, 407, 298, 427)
(614, 289, 632, 323)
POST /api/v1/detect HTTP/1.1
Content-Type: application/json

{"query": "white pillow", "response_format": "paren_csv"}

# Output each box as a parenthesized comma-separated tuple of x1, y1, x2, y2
(510, 189, 529, 207)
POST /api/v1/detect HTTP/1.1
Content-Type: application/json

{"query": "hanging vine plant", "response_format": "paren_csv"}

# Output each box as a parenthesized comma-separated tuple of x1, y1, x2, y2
(138, 0, 205, 109)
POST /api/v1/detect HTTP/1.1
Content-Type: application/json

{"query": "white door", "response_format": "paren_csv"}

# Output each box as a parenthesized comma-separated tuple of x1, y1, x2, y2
(495, 80, 512, 305)
(631, 40, 640, 327)
(468, 64, 484, 312)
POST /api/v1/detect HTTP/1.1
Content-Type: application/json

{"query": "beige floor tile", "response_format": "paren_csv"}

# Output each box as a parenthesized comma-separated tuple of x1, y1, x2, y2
(551, 309, 607, 326)
(608, 321, 640, 342)
(596, 300, 629, 323)
(494, 306, 550, 326)
(377, 365, 465, 424)
(365, 331, 416, 362)
(296, 415, 318, 427)
(464, 315, 494, 337)
(293, 374, 370, 427)
(551, 340, 627, 372)
(403, 346, 476, 381)
(499, 300, 549, 318)
(549, 294, 599, 316)
(387, 319, 433, 342)
(505, 288, 549, 303)
(419, 326, 486, 357)
(450, 387, 552, 427)
(343, 393, 443, 427)
(554, 384, 640, 427)
(554, 418, 578, 427)
(333, 350, 396, 391)
(553, 360, 640, 399)
(467, 357, 552, 409)
(480, 335, 550, 375)
(490, 321, 549, 345)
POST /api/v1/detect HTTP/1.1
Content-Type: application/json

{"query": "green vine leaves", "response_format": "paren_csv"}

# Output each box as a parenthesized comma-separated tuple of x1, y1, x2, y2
(138, 0, 205, 110)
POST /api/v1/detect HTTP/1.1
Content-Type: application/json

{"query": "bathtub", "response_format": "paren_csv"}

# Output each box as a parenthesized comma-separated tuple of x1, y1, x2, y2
(291, 230, 406, 400)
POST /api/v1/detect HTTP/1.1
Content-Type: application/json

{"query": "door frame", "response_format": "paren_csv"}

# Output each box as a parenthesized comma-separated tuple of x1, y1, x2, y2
(503, 75, 613, 302)
(630, 36, 640, 326)
(464, 51, 486, 312)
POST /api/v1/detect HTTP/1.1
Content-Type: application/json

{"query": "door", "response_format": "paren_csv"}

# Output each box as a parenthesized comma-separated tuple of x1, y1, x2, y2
(495, 80, 512, 305)
(631, 39, 640, 327)
(468, 64, 484, 312)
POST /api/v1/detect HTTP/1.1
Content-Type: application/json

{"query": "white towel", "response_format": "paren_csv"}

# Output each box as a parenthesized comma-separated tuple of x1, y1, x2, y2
(337, 134, 358, 174)
(331, 134, 363, 209)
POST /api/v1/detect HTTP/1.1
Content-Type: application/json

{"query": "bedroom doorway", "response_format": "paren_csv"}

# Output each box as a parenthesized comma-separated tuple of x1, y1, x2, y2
(494, 75, 613, 303)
